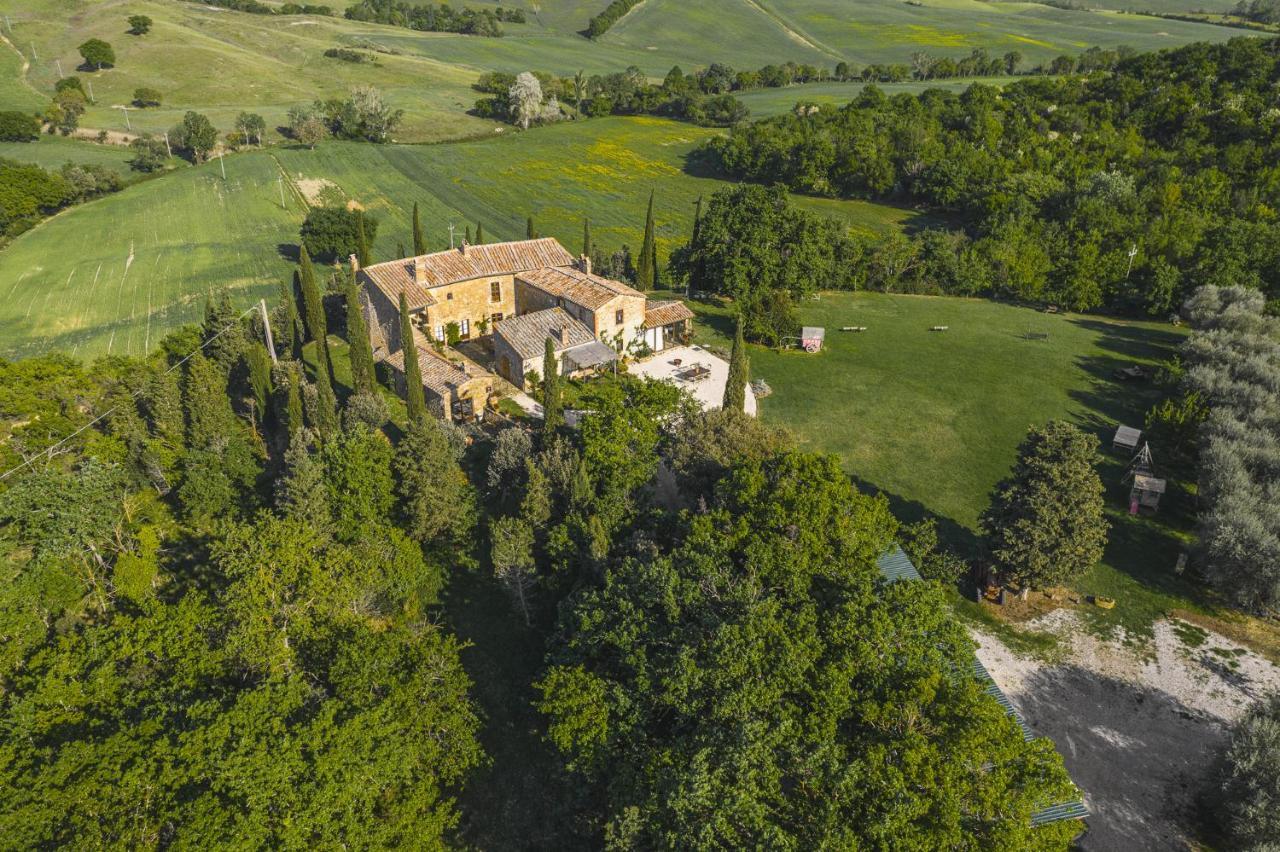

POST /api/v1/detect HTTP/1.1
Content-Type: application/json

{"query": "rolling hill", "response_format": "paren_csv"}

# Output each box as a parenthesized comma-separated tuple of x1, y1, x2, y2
(0, 0, 1253, 143)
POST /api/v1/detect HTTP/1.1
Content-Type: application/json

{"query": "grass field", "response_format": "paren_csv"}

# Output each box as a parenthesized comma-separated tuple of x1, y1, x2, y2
(0, 0, 1253, 143)
(0, 134, 141, 174)
(0, 117, 921, 359)
(667, 289, 1273, 644)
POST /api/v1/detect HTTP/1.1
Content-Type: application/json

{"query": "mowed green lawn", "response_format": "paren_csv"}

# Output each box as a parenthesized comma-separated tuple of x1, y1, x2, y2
(0, 117, 920, 359)
(674, 290, 1225, 639)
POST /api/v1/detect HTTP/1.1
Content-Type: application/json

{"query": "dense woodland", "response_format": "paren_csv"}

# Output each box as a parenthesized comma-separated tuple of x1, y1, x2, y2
(703, 37, 1280, 317)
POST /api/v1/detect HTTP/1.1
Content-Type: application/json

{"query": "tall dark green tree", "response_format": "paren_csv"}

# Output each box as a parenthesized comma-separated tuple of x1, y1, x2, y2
(412, 201, 425, 255)
(297, 244, 333, 384)
(202, 293, 247, 371)
(343, 274, 376, 394)
(475, 221, 484, 244)
(636, 190, 657, 290)
(310, 356, 339, 438)
(980, 421, 1108, 589)
(542, 336, 563, 433)
(278, 276, 303, 360)
(273, 361, 305, 443)
(356, 211, 372, 267)
(526, 215, 536, 240)
(245, 343, 273, 423)
(688, 195, 705, 292)
(723, 315, 749, 412)
(394, 417, 476, 550)
(400, 293, 426, 423)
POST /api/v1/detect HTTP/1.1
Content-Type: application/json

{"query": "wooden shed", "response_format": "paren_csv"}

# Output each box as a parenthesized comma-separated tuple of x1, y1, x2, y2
(1113, 425, 1142, 453)
(1129, 473, 1167, 514)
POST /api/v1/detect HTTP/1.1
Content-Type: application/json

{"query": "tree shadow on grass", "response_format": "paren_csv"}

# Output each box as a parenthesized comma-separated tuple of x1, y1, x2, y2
(848, 472, 981, 558)
(1068, 318, 1184, 357)
(1015, 665, 1225, 851)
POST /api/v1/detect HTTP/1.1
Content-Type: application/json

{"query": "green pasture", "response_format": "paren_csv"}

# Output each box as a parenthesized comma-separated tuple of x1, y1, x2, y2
(0, 150, 304, 358)
(0, 116, 916, 359)
(0, 134, 139, 174)
(671, 289, 1231, 640)
(0, 0, 1256, 144)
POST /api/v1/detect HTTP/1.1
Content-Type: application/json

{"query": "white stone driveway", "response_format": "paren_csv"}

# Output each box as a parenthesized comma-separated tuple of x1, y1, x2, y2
(627, 345, 757, 415)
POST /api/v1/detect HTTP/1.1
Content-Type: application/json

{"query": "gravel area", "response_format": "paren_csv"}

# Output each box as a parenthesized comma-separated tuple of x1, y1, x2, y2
(973, 612, 1280, 850)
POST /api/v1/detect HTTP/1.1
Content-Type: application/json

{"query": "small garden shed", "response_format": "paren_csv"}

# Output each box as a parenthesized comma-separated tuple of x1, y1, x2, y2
(1113, 425, 1142, 453)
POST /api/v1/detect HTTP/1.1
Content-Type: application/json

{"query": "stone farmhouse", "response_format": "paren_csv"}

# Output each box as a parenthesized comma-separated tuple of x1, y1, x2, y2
(357, 237, 694, 419)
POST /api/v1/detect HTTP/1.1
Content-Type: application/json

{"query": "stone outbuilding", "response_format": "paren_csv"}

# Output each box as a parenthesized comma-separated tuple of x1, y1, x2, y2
(491, 307, 618, 389)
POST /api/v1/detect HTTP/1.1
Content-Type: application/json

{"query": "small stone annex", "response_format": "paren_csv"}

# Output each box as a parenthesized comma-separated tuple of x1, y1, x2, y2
(357, 237, 695, 416)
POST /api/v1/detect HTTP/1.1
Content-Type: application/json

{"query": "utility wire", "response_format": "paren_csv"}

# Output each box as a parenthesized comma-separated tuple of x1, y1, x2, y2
(0, 305, 260, 483)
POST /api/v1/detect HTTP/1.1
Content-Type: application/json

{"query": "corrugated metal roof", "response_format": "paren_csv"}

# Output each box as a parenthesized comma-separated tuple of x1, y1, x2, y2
(876, 545, 1088, 829)
(876, 545, 924, 584)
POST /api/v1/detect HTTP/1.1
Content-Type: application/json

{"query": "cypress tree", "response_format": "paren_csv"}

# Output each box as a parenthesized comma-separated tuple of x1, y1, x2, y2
(475, 222, 484, 244)
(526, 216, 536, 240)
(276, 438, 332, 533)
(397, 241, 407, 259)
(245, 343, 273, 421)
(356, 211, 372, 267)
(583, 217, 592, 258)
(202, 293, 247, 370)
(412, 201, 426, 255)
(343, 273, 376, 394)
(637, 190, 656, 290)
(542, 336, 563, 433)
(400, 292, 426, 423)
(689, 195, 705, 293)
(273, 361, 304, 443)
(723, 315, 749, 412)
(311, 354, 339, 438)
(183, 350, 237, 449)
(465, 225, 472, 245)
(298, 244, 333, 384)
(278, 276, 303, 360)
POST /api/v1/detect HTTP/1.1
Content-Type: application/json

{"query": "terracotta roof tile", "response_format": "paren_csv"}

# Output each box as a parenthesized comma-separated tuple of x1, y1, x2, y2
(494, 307, 595, 361)
(643, 300, 695, 329)
(517, 266, 643, 310)
(382, 330, 493, 397)
(361, 238, 576, 311)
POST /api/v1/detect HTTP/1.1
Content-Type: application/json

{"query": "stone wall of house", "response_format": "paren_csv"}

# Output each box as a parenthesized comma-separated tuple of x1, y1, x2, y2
(515, 278, 559, 316)
(422, 274, 516, 342)
(592, 293, 647, 349)
(361, 274, 403, 356)
(492, 331, 540, 389)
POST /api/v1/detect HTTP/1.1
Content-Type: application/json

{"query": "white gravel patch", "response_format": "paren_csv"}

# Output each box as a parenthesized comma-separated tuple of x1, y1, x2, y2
(973, 611, 1280, 851)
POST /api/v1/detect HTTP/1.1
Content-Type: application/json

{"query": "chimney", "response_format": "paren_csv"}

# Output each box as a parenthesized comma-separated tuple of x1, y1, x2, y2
(555, 326, 568, 345)
(459, 240, 468, 256)
(413, 256, 426, 286)
(579, 254, 592, 276)
(349, 253, 360, 275)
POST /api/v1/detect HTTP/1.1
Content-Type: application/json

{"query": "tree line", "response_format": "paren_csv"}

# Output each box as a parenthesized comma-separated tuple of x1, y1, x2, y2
(344, 0, 524, 36)
(702, 37, 1280, 316)
(0, 156, 122, 242)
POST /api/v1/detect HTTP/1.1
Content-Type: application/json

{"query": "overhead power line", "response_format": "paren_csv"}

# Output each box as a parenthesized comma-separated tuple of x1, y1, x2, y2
(0, 305, 259, 483)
